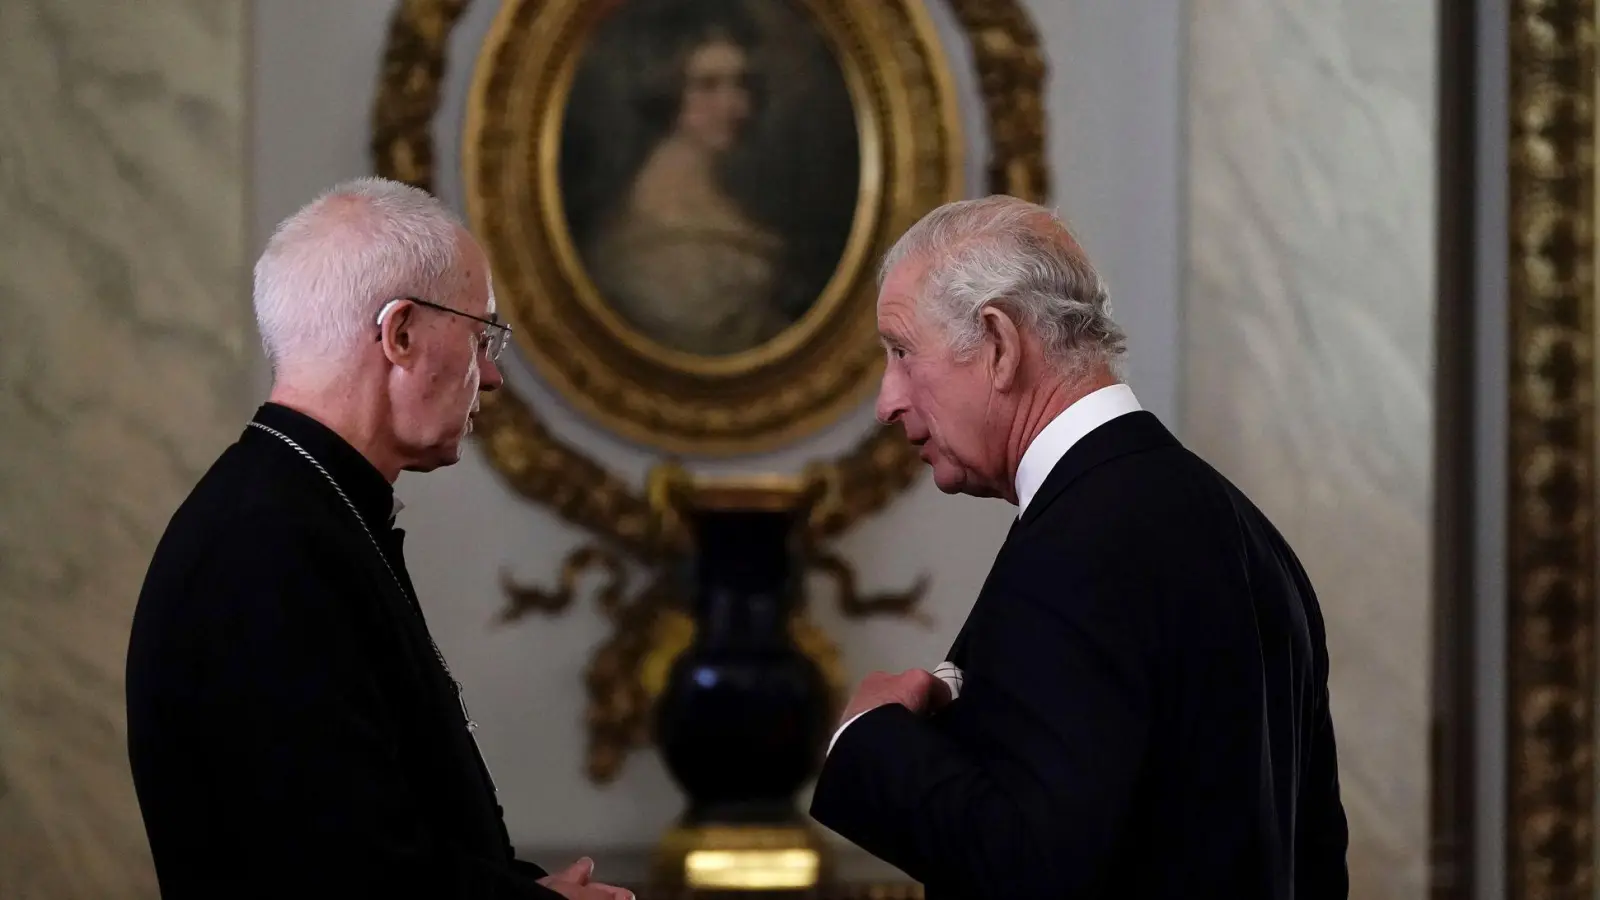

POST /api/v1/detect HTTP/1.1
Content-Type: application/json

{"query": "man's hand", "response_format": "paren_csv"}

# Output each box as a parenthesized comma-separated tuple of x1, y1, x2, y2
(838, 669, 953, 728)
(538, 857, 634, 900)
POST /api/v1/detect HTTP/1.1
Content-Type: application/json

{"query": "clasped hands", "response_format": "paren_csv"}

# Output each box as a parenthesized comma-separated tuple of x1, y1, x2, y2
(838, 667, 956, 727)
(538, 857, 632, 900)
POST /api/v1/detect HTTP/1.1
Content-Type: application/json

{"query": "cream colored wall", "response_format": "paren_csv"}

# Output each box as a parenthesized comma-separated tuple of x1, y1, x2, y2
(0, 1, 253, 897)
(1185, 2, 1439, 898)
(251, 0, 1189, 850)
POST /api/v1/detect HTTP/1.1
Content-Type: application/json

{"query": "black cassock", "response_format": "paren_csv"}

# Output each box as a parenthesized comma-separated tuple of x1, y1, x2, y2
(127, 402, 560, 899)
(810, 412, 1350, 900)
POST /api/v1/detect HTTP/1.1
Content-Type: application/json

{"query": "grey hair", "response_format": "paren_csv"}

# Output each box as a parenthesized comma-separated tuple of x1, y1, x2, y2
(880, 195, 1126, 377)
(253, 176, 467, 373)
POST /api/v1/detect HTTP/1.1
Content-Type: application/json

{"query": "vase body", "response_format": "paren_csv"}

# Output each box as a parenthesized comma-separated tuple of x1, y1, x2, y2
(654, 505, 831, 824)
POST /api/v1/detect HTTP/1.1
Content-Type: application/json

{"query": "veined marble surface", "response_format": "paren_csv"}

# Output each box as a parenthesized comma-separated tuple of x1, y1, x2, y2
(0, 0, 252, 896)
(1185, 1, 1437, 898)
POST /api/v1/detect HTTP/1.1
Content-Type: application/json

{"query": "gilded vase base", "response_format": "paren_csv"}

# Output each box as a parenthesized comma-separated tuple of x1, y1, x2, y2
(653, 822, 833, 891)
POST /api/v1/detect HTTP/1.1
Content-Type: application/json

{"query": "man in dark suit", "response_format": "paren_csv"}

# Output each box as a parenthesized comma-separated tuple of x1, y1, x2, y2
(810, 196, 1348, 899)
(126, 178, 629, 899)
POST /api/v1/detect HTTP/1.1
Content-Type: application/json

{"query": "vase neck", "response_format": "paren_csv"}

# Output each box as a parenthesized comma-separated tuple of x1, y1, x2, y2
(689, 507, 801, 650)
(698, 585, 790, 650)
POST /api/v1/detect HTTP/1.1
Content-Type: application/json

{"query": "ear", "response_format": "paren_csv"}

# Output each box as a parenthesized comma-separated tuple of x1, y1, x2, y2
(377, 299, 418, 368)
(979, 305, 1024, 392)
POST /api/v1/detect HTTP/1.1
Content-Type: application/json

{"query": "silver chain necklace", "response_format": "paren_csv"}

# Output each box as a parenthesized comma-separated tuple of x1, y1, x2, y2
(247, 421, 483, 742)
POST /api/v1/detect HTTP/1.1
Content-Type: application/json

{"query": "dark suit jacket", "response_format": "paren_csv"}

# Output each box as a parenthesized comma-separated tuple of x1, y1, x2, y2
(127, 403, 559, 899)
(810, 412, 1348, 900)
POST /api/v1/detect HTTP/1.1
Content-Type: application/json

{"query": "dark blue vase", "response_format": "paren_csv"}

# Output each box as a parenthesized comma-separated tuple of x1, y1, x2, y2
(654, 504, 831, 825)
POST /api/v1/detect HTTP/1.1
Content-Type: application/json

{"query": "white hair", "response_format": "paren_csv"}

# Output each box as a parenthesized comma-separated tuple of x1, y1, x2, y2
(880, 195, 1127, 376)
(253, 176, 468, 374)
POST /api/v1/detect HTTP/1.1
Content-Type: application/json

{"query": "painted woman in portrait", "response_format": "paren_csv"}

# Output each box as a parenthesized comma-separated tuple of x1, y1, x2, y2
(560, 0, 860, 358)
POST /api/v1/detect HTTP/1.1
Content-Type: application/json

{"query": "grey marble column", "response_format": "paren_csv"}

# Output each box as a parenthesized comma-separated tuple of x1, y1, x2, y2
(0, 1, 253, 896)
(1185, 2, 1437, 898)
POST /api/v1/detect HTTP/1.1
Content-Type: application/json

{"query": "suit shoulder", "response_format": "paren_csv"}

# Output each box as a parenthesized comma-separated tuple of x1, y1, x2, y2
(1045, 444, 1239, 539)
(1021, 445, 1300, 608)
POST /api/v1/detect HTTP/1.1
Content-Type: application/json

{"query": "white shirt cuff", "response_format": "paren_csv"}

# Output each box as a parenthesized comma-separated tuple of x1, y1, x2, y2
(826, 663, 964, 758)
(826, 709, 872, 756)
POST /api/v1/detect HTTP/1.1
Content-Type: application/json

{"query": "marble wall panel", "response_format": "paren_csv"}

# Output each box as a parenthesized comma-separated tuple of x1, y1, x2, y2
(1186, 2, 1438, 898)
(0, 0, 252, 895)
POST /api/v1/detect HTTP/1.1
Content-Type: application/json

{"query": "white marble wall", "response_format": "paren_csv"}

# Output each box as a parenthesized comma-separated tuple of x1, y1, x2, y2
(0, 1, 252, 896)
(1186, 2, 1437, 898)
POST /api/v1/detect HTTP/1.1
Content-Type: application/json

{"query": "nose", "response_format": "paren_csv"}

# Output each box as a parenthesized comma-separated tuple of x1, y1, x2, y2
(875, 367, 907, 425)
(479, 355, 503, 392)
(717, 79, 749, 118)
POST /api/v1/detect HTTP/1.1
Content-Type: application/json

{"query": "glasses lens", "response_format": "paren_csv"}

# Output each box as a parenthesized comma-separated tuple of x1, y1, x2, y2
(488, 326, 510, 362)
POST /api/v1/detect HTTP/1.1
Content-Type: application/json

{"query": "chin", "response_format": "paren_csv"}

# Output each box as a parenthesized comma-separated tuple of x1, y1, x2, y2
(930, 462, 1001, 500)
(403, 444, 463, 474)
(929, 463, 968, 496)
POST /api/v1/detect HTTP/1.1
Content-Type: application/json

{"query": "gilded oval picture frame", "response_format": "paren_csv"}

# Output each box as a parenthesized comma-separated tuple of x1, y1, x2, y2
(375, 0, 1050, 783)
(462, 0, 964, 455)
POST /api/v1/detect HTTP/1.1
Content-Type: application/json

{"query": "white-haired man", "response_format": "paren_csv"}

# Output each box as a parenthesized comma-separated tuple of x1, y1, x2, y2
(127, 178, 629, 899)
(809, 196, 1349, 899)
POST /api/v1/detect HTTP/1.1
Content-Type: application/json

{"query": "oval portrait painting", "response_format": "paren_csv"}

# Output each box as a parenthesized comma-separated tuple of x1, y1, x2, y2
(557, 0, 862, 358)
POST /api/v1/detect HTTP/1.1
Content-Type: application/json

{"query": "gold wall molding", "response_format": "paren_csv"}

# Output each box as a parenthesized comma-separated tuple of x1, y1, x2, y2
(1507, 2, 1597, 898)
(371, 0, 1049, 782)
(370, 0, 1047, 541)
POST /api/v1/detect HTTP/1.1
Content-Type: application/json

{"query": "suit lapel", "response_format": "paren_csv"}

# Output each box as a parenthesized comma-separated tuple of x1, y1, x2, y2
(946, 516, 1020, 664)
(1019, 411, 1179, 527)
(944, 412, 1180, 666)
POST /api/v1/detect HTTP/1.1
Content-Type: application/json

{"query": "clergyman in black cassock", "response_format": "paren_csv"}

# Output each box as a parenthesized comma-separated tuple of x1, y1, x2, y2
(127, 402, 558, 897)
(125, 179, 626, 900)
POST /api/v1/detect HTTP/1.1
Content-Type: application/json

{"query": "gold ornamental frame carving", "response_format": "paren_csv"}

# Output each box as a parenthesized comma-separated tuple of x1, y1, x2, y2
(463, 0, 960, 456)
(1506, 2, 1597, 899)
(371, 0, 1048, 783)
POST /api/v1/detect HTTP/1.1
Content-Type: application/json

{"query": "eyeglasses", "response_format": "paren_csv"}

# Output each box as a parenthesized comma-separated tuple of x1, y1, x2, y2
(375, 296, 513, 362)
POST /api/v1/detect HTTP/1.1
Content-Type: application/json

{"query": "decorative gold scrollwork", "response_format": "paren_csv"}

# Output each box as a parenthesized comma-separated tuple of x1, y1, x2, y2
(371, 0, 1049, 783)
(1506, 2, 1597, 898)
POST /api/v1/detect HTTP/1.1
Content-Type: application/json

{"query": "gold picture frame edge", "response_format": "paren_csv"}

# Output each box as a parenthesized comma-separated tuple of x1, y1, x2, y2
(371, 0, 1049, 778)
(374, 0, 1048, 542)
(530, 0, 897, 382)
(460, 0, 961, 456)
(1505, 1, 1598, 899)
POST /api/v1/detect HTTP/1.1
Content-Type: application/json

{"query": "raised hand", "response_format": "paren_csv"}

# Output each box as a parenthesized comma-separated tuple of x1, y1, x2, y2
(838, 668, 954, 727)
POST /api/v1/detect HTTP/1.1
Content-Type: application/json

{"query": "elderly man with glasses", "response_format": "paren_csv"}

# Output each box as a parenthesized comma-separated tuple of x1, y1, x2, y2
(126, 178, 629, 900)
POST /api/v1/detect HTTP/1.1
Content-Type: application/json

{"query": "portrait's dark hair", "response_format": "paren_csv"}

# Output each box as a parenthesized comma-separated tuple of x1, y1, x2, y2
(559, 0, 861, 322)
(628, 0, 764, 142)
(561, 0, 767, 247)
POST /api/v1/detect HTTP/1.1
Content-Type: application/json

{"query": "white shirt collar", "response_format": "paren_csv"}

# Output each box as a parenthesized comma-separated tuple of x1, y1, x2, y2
(1015, 383, 1144, 514)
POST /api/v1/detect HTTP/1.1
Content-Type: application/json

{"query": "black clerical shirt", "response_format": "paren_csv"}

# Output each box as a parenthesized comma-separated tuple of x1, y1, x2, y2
(126, 403, 558, 898)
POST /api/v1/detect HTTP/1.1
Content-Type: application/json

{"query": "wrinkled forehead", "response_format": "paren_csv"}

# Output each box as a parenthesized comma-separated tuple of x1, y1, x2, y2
(876, 257, 933, 328)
